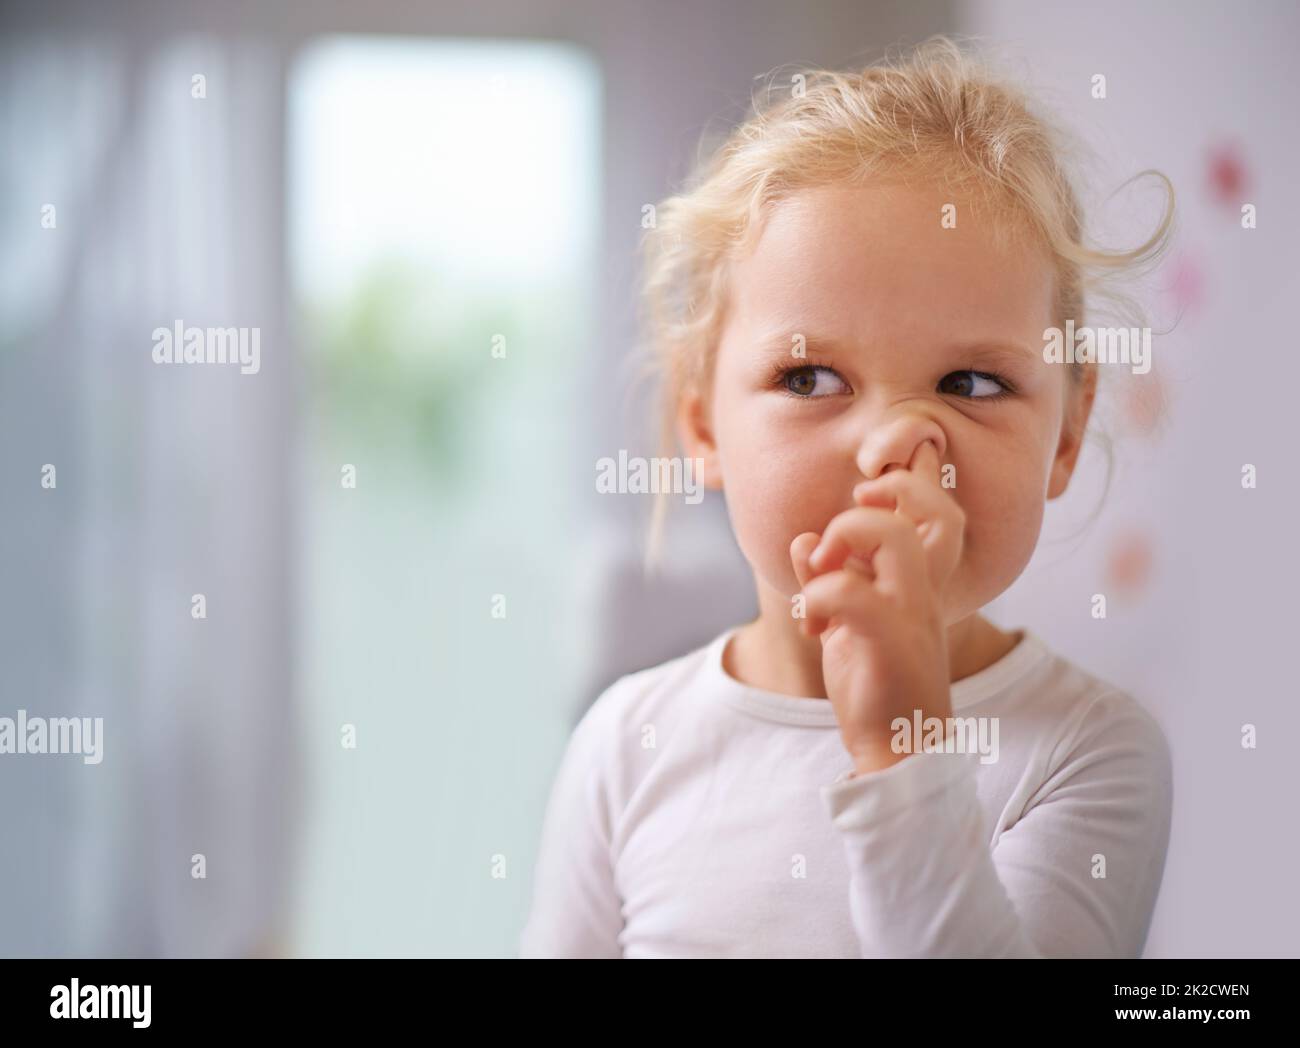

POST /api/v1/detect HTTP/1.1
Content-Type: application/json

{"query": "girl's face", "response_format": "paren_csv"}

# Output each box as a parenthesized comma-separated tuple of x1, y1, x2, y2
(679, 180, 1094, 624)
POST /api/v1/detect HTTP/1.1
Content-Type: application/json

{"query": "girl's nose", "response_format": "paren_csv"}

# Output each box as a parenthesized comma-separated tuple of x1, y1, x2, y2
(855, 414, 947, 481)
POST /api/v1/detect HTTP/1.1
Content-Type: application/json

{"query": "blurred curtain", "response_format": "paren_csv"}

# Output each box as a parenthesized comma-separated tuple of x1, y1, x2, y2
(0, 31, 295, 957)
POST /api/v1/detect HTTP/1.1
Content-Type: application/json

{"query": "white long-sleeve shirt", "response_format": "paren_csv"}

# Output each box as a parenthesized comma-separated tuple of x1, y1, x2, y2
(519, 626, 1173, 958)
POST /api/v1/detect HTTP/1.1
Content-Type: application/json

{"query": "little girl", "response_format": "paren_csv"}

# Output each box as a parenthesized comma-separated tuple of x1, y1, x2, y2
(520, 37, 1175, 958)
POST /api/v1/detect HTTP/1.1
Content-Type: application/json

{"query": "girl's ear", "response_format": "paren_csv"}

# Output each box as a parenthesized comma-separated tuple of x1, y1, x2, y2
(1047, 366, 1098, 500)
(675, 388, 724, 490)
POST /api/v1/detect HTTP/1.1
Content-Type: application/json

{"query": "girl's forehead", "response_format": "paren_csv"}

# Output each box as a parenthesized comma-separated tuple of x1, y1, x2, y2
(744, 181, 1046, 269)
(727, 186, 1055, 341)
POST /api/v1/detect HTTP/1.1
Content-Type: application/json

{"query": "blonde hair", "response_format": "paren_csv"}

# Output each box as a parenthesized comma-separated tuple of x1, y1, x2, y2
(633, 35, 1175, 573)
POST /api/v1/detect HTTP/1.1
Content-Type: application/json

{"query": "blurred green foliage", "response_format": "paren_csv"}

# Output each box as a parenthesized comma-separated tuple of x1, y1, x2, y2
(304, 255, 519, 484)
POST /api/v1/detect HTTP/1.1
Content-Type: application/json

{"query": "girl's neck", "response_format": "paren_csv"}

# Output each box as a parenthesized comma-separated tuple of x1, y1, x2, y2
(723, 588, 1022, 700)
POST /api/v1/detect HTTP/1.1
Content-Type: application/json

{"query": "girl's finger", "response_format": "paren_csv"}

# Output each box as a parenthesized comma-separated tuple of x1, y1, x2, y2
(789, 531, 821, 590)
(853, 467, 948, 529)
(851, 467, 965, 587)
(909, 438, 943, 485)
(800, 567, 889, 637)
(797, 528, 875, 584)
(807, 506, 925, 599)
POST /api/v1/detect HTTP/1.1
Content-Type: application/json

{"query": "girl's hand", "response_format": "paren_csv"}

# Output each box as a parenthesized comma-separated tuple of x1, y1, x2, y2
(789, 441, 966, 775)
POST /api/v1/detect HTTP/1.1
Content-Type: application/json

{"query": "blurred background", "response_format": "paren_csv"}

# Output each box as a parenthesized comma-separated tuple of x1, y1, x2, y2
(1, 0, 1297, 958)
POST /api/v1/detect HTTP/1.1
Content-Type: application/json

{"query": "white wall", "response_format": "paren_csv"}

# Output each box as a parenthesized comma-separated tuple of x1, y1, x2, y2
(960, 0, 1300, 957)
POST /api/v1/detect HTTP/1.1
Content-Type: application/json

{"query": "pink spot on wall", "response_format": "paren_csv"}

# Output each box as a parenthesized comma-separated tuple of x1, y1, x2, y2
(1162, 250, 1205, 319)
(1107, 530, 1155, 599)
(1207, 141, 1249, 208)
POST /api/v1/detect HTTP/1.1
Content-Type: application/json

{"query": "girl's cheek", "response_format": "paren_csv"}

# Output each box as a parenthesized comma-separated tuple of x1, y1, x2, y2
(719, 455, 828, 592)
(961, 479, 1046, 586)
(721, 496, 796, 593)
(951, 456, 1036, 535)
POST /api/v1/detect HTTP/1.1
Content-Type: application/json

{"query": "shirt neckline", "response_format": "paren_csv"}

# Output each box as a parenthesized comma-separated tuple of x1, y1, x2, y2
(706, 623, 1049, 727)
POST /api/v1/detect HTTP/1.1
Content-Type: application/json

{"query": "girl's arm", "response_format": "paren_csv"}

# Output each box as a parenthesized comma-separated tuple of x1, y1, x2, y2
(820, 691, 1173, 958)
(518, 702, 625, 958)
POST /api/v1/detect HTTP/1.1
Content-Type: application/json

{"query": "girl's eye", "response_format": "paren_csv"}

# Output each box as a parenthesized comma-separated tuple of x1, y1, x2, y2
(778, 365, 849, 398)
(938, 369, 1013, 400)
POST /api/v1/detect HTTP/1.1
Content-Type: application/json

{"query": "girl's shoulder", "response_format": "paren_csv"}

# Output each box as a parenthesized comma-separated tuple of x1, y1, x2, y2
(549, 629, 730, 821)
(577, 628, 728, 737)
(1017, 633, 1172, 786)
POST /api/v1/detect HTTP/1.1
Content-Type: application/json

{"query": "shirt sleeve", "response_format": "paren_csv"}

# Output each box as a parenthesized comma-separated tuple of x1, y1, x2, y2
(819, 693, 1173, 958)
(517, 699, 625, 958)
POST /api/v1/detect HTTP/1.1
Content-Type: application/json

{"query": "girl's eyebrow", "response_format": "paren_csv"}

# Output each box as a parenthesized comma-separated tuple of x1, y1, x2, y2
(751, 333, 847, 360)
(947, 340, 1040, 372)
(751, 332, 1037, 370)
